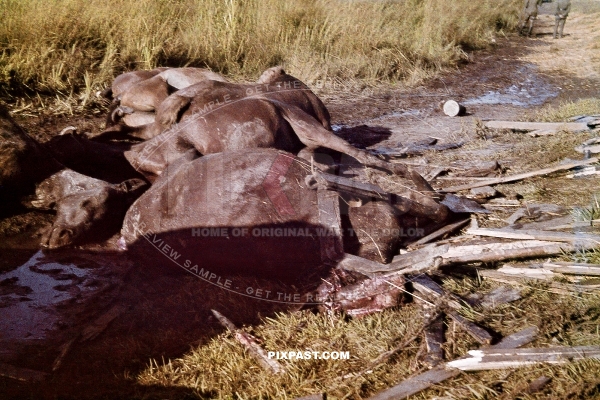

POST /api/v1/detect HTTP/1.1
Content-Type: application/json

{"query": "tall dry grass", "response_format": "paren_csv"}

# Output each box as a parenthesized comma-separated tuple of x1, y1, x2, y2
(0, 0, 520, 99)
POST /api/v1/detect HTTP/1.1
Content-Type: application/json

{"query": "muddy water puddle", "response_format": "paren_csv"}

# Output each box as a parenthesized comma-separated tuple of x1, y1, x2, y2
(0, 250, 106, 344)
(464, 65, 559, 107)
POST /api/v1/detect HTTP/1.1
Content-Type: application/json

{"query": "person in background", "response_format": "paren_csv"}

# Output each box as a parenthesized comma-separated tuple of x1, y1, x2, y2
(554, 0, 572, 39)
(519, 0, 543, 37)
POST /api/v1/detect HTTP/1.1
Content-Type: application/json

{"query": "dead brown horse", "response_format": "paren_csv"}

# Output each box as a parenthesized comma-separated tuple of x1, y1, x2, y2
(100, 67, 228, 135)
(97, 66, 329, 143)
(123, 74, 442, 220)
(102, 67, 227, 112)
(100, 67, 167, 103)
(121, 148, 449, 278)
(0, 104, 147, 248)
(0, 104, 62, 209)
(32, 169, 146, 249)
(155, 66, 331, 131)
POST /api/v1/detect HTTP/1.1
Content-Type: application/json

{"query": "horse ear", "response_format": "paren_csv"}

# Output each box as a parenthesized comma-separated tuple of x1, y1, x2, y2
(117, 178, 147, 193)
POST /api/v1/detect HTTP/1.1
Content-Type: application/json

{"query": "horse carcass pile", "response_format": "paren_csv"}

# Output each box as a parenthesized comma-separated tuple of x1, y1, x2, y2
(1, 66, 488, 316)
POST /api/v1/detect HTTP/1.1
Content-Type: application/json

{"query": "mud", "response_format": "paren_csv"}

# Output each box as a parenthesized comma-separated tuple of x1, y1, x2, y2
(0, 251, 102, 342)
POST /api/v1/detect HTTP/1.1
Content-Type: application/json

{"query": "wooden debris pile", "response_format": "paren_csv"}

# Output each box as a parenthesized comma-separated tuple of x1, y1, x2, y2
(477, 116, 600, 176)
(371, 138, 464, 158)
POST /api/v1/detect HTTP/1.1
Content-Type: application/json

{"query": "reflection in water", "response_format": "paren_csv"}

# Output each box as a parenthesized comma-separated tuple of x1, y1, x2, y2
(0, 251, 96, 341)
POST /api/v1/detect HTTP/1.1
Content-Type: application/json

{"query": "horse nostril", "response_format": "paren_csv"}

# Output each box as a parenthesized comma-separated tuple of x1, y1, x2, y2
(48, 227, 74, 249)
(59, 229, 73, 239)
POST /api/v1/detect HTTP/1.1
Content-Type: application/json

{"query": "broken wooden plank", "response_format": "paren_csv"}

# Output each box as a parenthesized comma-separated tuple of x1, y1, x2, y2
(447, 311, 493, 345)
(492, 263, 600, 280)
(546, 219, 600, 230)
(384, 238, 599, 278)
(336, 253, 396, 278)
(436, 176, 495, 181)
(528, 129, 559, 137)
(423, 315, 445, 367)
(376, 140, 463, 158)
(505, 203, 566, 225)
(484, 198, 522, 208)
(466, 227, 600, 246)
(569, 114, 600, 126)
(477, 269, 600, 294)
(52, 336, 78, 372)
(581, 136, 600, 144)
(464, 162, 500, 177)
(211, 309, 285, 374)
(484, 120, 589, 133)
(307, 171, 389, 199)
(383, 234, 599, 279)
(80, 304, 126, 342)
(440, 158, 599, 193)
(481, 265, 555, 280)
(367, 326, 538, 400)
(410, 274, 466, 311)
(368, 366, 461, 400)
(542, 262, 600, 276)
(388, 240, 584, 277)
(410, 218, 470, 247)
(0, 362, 47, 382)
(546, 261, 600, 267)
(514, 216, 575, 231)
(566, 165, 600, 178)
(409, 275, 492, 344)
(580, 138, 600, 149)
(579, 144, 600, 154)
(484, 264, 599, 285)
(443, 240, 558, 259)
(479, 286, 522, 309)
(293, 394, 326, 400)
(440, 193, 490, 214)
(446, 346, 600, 371)
(424, 166, 448, 181)
(426, 233, 476, 248)
(491, 326, 538, 349)
(390, 244, 450, 273)
(442, 240, 595, 265)
(478, 268, 549, 284)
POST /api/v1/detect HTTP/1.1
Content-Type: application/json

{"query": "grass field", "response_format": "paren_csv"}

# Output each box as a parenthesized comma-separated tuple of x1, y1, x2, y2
(0, 0, 519, 101)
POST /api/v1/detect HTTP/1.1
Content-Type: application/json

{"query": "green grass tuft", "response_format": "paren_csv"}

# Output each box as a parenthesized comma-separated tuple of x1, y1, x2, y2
(530, 98, 600, 122)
